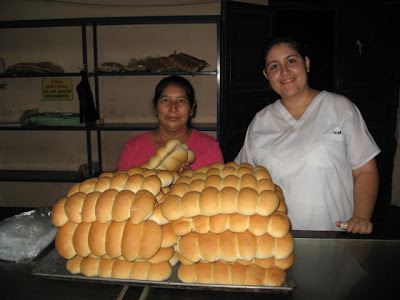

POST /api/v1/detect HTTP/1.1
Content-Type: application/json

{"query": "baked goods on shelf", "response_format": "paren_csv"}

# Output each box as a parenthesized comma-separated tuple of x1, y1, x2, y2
(96, 52, 209, 74)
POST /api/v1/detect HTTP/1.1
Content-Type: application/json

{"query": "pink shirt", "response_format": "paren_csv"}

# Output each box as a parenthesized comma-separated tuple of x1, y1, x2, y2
(116, 129, 224, 171)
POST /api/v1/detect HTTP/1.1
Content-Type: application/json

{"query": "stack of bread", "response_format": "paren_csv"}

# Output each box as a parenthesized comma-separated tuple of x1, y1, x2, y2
(51, 139, 294, 287)
(51, 139, 193, 281)
(160, 162, 294, 287)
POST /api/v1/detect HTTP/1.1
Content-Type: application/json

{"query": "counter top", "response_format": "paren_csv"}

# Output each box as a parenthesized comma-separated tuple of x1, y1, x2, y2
(1, 230, 399, 300)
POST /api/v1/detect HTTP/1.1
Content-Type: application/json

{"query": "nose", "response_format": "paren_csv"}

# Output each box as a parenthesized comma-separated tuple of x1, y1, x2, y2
(169, 101, 178, 112)
(281, 64, 290, 75)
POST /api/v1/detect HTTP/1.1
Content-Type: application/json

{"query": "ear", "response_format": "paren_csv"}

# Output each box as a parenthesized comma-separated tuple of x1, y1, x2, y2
(190, 104, 195, 117)
(263, 69, 269, 79)
(305, 56, 311, 72)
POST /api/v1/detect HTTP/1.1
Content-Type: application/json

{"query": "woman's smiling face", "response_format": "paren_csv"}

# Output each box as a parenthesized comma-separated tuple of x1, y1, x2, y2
(156, 84, 193, 131)
(263, 43, 310, 99)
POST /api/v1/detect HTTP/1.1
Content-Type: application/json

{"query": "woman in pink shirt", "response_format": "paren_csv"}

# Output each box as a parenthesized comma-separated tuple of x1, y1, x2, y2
(116, 75, 224, 171)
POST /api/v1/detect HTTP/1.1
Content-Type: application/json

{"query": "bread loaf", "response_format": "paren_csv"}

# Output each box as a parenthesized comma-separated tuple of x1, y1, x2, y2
(170, 211, 290, 238)
(53, 189, 157, 227)
(179, 162, 271, 182)
(168, 52, 209, 73)
(161, 186, 280, 220)
(177, 261, 286, 287)
(140, 139, 195, 172)
(66, 256, 172, 281)
(171, 175, 275, 197)
(177, 251, 294, 270)
(55, 220, 163, 261)
(176, 231, 293, 263)
(238, 252, 294, 270)
(66, 169, 175, 198)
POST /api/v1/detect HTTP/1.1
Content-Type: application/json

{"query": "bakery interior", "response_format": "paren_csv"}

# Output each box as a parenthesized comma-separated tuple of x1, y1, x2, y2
(1, 0, 400, 299)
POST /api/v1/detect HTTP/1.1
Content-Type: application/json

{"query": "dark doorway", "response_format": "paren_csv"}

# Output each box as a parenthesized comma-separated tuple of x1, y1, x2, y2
(220, 1, 400, 223)
(275, 10, 335, 92)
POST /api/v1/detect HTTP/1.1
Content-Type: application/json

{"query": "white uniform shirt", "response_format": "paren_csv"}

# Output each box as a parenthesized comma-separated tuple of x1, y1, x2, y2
(235, 91, 380, 231)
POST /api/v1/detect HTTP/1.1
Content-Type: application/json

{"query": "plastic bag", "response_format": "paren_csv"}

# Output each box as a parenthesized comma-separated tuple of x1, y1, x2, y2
(0, 207, 57, 262)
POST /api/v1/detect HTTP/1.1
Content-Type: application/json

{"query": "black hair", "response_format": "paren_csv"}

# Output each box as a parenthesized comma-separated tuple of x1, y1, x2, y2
(152, 75, 196, 110)
(263, 36, 308, 65)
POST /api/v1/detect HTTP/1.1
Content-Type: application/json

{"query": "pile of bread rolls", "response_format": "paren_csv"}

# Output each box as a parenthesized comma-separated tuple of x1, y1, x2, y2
(163, 162, 294, 287)
(51, 139, 294, 287)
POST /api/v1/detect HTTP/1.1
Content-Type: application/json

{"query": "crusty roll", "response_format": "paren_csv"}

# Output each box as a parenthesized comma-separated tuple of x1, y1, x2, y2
(55, 221, 78, 259)
(52, 189, 157, 226)
(149, 203, 170, 225)
(140, 138, 196, 172)
(66, 256, 172, 281)
(73, 222, 92, 257)
(177, 261, 286, 287)
(121, 220, 162, 261)
(67, 178, 97, 197)
(160, 223, 179, 248)
(51, 197, 68, 227)
(176, 231, 294, 263)
(170, 211, 290, 238)
(137, 246, 174, 264)
(161, 186, 280, 221)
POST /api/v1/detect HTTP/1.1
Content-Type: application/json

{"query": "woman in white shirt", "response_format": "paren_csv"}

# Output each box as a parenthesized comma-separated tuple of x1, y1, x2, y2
(235, 36, 380, 234)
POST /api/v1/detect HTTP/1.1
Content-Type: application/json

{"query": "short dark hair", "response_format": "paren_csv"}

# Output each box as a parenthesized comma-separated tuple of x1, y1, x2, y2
(264, 36, 308, 65)
(152, 75, 196, 110)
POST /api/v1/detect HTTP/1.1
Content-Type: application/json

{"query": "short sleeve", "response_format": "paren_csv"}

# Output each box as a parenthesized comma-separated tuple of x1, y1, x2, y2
(341, 101, 381, 169)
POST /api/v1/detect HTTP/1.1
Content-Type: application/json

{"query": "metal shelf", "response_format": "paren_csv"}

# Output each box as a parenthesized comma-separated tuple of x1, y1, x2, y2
(0, 72, 81, 78)
(1, 15, 221, 181)
(0, 170, 85, 182)
(0, 123, 217, 131)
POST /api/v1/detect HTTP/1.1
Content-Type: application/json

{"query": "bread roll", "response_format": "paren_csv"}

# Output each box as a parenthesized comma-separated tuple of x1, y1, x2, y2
(149, 203, 170, 225)
(55, 220, 162, 261)
(52, 189, 157, 226)
(177, 261, 286, 287)
(160, 223, 179, 247)
(66, 256, 172, 281)
(170, 211, 290, 238)
(140, 139, 195, 172)
(176, 231, 294, 263)
(55, 221, 78, 259)
(121, 220, 162, 261)
(52, 197, 68, 227)
(179, 252, 294, 270)
(65, 169, 173, 198)
(161, 186, 280, 220)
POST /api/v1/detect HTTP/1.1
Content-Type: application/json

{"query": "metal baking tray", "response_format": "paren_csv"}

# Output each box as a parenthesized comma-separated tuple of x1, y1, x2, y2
(32, 248, 295, 293)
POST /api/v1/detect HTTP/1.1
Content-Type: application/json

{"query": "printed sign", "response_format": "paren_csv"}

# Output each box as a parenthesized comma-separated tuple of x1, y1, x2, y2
(42, 78, 73, 101)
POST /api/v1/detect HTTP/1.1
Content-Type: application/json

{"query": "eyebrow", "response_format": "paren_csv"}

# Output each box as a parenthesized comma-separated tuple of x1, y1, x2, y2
(266, 54, 300, 68)
(159, 93, 188, 99)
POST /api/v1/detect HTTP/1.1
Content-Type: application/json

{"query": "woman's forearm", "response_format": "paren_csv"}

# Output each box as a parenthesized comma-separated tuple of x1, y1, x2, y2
(352, 158, 379, 220)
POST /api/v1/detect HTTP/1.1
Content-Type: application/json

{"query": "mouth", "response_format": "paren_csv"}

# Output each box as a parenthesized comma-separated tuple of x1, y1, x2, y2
(167, 117, 180, 121)
(281, 78, 295, 84)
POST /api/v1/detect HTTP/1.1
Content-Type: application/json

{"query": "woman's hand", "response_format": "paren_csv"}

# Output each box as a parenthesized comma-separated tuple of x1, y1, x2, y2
(336, 217, 373, 234)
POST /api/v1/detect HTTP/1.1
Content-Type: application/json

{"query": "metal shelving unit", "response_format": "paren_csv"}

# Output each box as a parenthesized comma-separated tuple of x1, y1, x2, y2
(0, 15, 221, 181)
